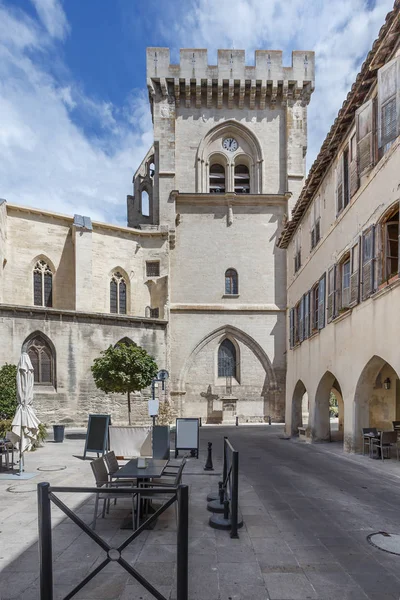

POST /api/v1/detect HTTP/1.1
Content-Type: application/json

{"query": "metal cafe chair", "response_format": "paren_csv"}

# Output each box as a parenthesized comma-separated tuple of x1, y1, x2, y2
(362, 428, 378, 456)
(141, 459, 187, 526)
(104, 450, 136, 511)
(371, 430, 399, 461)
(90, 457, 137, 530)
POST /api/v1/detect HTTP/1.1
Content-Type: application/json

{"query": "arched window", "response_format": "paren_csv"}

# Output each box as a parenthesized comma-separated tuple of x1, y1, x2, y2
(141, 190, 150, 217)
(33, 260, 53, 307)
(234, 164, 250, 194)
(27, 335, 54, 385)
(225, 269, 238, 295)
(209, 164, 226, 193)
(110, 272, 127, 314)
(218, 339, 237, 378)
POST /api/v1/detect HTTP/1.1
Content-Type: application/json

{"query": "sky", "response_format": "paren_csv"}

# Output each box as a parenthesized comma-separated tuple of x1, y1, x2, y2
(0, 0, 394, 225)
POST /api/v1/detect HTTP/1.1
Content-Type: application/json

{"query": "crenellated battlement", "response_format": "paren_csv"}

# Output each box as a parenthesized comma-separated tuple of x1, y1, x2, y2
(146, 47, 315, 109)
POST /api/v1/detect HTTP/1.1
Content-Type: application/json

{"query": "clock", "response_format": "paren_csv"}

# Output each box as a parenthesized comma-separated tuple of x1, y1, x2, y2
(222, 137, 238, 152)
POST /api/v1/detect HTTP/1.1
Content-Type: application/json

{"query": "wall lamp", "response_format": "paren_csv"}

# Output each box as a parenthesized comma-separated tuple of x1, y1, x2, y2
(384, 378, 391, 390)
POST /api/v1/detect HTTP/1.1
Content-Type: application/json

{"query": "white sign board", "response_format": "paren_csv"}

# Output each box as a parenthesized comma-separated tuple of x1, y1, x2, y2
(148, 399, 159, 416)
(175, 418, 199, 458)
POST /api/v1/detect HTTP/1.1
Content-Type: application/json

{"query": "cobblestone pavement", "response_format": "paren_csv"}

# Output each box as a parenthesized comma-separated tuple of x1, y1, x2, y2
(1, 425, 400, 599)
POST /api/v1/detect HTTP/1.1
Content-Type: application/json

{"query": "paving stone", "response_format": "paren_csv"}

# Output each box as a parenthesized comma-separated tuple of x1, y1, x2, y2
(263, 572, 318, 599)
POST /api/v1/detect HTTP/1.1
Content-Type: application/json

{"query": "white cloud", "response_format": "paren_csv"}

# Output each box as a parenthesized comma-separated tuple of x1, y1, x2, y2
(0, 1, 153, 224)
(161, 0, 394, 167)
(30, 0, 69, 40)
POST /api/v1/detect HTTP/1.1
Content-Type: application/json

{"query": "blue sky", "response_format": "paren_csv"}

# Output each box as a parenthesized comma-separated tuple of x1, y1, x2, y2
(0, 0, 394, 224)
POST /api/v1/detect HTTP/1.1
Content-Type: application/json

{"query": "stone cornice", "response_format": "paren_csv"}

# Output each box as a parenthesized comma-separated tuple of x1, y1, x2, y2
(170, 303, 284, 312)
(0, 304, 168, 326)
(173, 192, 290, 206)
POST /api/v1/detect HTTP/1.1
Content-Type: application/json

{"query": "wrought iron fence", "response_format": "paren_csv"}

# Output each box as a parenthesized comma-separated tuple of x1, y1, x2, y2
(37, 482, 189, 600)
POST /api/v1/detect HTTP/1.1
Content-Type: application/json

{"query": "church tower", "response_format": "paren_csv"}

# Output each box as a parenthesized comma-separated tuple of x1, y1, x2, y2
(128, 48, 315, 423)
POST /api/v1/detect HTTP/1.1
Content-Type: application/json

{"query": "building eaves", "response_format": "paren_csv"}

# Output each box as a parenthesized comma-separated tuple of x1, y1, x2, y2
(277, 0, 400, 249)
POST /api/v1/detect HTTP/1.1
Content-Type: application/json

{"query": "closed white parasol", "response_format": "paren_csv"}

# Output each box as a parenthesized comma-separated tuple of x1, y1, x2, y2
(9, 352, 41, 474)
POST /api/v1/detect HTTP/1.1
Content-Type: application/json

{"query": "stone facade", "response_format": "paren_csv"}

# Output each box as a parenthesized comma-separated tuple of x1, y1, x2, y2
(278, 5, 400, 451)
(0, 46, 316, 426)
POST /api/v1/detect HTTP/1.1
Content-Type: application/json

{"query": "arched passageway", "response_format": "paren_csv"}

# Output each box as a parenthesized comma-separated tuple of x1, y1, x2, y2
(291, 380, 309, 435)
(313, 372, 344, 444)
(354, 355, 400, 451)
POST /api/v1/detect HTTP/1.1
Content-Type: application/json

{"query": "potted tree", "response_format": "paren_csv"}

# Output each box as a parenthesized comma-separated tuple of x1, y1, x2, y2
(91, 342, 158, 425)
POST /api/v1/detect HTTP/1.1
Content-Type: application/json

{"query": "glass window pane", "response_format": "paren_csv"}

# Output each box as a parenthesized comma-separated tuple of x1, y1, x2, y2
(218, 339, 236, 378)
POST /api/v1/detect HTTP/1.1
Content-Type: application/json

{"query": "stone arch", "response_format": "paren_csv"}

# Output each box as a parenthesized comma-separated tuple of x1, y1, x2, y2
(196, 120, 263, 193)
(216, 336, 241, 383)
(178, 324, 277, 392)
(354, 355, 400, 451)
(30, 254, 56, 274)
(291, 380, 308, 435)
(313, 371, 343, 443)
(115, 337, 135, 347)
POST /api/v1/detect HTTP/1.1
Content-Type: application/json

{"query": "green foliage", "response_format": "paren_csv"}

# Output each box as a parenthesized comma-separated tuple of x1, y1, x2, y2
(91, 343, 158, 395)
(33, 423, 48, 449)
(329, 391, 339, 417)
(0, 419, 12, 438)
(157, 400, 174, 426)
(0, 364, 18, 419)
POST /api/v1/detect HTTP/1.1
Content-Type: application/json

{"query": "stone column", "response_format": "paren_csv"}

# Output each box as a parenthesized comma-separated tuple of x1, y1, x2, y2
(72, 214, 93, 312)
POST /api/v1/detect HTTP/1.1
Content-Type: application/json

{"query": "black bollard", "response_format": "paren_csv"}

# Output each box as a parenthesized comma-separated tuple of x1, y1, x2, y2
(268, 415, 272, 425)
(204, 442, 214, 471)
(235, 416, 239, 426)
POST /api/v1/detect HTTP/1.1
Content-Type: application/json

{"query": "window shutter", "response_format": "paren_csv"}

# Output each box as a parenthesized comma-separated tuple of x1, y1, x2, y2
(374, 223, 383, 287)
(336, 161, 343, 214)
(349, 139, 359, 197)
(350, 239, 360, 306)
(34, 272, 42, 306)
(119, 281, 127, 314)
(299, 297, 304, 343)
(378, 57, 399, 150)
(356, 100, 374, 175)
(343, 148, 350, 208)
(110, 279, 117, 313)
(327, 266, 336, 323)
(304, 293, 309, 339)
(362, 226, 375, 300)
(289, 308, 294, 349)
(44, 273, 53, 307)
(318, 275, 325, 330)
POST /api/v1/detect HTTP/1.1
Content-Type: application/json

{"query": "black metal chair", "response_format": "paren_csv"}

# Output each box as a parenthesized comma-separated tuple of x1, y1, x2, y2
(362, 427, 378, 456)
(371, 431, 399, 461)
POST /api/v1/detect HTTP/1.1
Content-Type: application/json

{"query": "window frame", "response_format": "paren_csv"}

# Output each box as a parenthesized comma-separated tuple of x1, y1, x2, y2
(146, 261, 160, 278)
(224, 269, 239, 295)
(310, 196, 321, 250)
(218, 339, 238, 379)
(209, 163, 226, 194)
(33, 260, 53, 308)
(110, 271, 127, 315)
(26, 335, 55, 387)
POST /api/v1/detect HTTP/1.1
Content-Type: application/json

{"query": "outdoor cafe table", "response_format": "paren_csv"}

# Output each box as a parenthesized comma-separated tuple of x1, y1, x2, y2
(113, 458, 168, 529)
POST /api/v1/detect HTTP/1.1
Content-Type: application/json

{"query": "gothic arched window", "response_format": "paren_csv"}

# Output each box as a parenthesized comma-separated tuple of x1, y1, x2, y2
(225, 269, 238, 295)
(141, 190, 150, 216)
(27, 335, 54, 385)
(234, 164, 250, 194)
(110, 272, 127, 315)
(209, 164, 226, 193)
(218, 339, 237, 378)
(33, 260, 53, 307)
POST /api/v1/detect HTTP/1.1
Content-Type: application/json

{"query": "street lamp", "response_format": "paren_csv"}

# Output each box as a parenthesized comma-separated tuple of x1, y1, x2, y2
(149, 369, 169, 426)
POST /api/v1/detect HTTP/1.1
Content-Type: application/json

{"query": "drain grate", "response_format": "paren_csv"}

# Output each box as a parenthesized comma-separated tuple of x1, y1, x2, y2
(367, 532, 400, 555)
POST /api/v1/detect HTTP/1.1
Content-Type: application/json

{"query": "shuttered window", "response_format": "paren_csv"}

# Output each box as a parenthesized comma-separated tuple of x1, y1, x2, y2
(327, 266, 336, 323)
(27, 336, 54, 385)
(304, 292, 310, 339)
(341, 259, 351, 309)
(378, 57, 399, 153)
(110, 272, 127, 314)
(210, 164, 226, 193)
(362, 226, 375, 300)
(350, 240, 360, 306)
(218, 339, 237, 377)
(349, 133, 359, 197)
(289, 308, 295, 349)
(336, 157, 344, 214)
(318, 275, 326, 330)
(234, 164, 250, 194)
(310, 197, 321, 250)
(33, 261, 53, 307)
(312, 284, 319, 331)
(294, 227, 301, 273)
(356, 100, 374, 176)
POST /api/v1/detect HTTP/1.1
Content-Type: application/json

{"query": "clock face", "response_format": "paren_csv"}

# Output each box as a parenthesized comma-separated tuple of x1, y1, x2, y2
(222, 137, 238, 152)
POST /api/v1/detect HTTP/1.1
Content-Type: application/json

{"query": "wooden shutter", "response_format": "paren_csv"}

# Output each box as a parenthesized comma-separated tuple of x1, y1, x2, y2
(349, 134, 359, 197)
(362, 226, 375, 300)
(378, 57, 399, 150)
(336, 160, 343, 214)
(327, 266, 336, 323)
(119, 281, 127, 314)
(335, 264, 342, 315)
(289, 308, 294, 349)
(356, 100, 374, 175)
(350, 239, 360, 306)
(304, 293, 309, 339)
(44, 273, 52, 307)
(343, 148, 350, 207)
(374, 223, 383, 287)
(318, 275, 325, 330)
(299, 297, 304, 343)
(34, 272, 42, 306)
(110, 279, 117, 313)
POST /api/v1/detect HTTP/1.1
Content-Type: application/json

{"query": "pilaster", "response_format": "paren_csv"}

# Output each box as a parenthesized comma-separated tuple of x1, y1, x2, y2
(0, 199, 7, 303)
(72, 214, 93, 312)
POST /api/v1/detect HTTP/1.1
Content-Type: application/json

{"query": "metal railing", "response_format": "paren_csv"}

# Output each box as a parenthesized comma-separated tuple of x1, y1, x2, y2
(37, 482, 189, 600)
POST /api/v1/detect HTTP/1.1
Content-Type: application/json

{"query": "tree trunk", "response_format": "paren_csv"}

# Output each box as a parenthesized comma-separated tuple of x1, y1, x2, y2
(127, 390, 131, 425)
